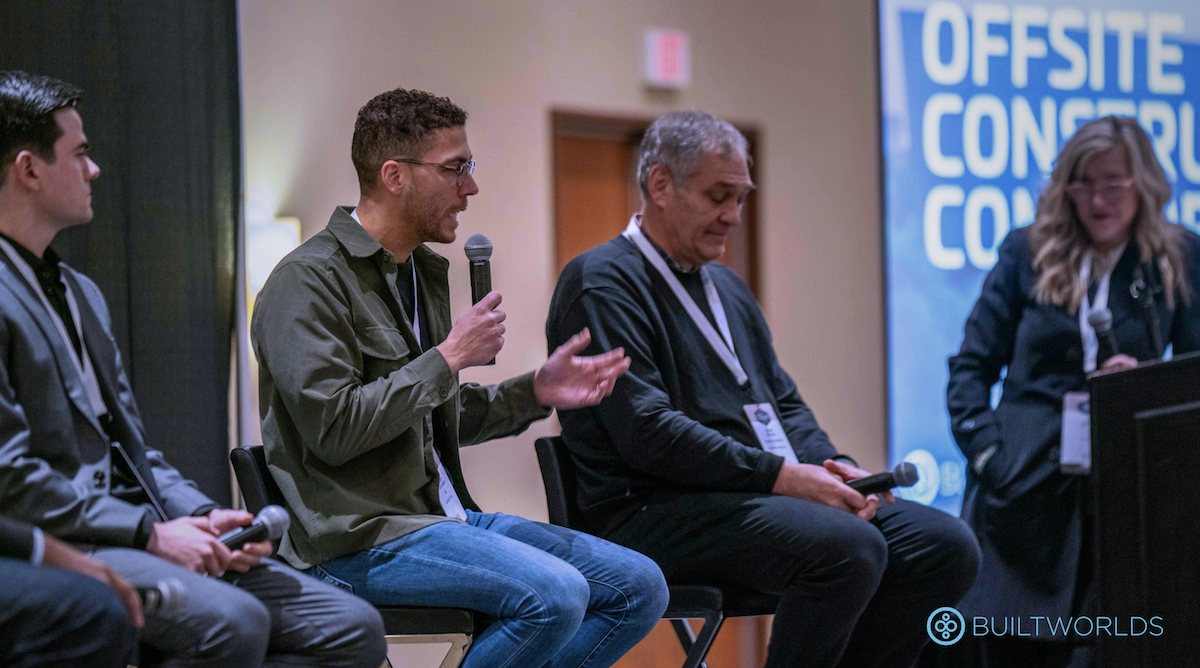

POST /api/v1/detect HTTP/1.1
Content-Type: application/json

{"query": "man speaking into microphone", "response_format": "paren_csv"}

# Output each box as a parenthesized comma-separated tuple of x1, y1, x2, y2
(546, 111, 981, 668)
(252, 88, 668, 668)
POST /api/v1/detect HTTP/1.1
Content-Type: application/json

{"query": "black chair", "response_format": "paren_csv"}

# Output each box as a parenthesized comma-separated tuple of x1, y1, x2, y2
(534, 436, 779, 668)
(230, 446, 477, 668)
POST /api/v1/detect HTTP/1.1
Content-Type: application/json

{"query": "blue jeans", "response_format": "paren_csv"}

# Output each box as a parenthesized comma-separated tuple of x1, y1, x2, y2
(310, 511, 669, 668)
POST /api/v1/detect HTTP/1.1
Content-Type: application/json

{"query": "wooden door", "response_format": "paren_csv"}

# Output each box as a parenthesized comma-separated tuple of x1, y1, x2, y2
(551, 111, 768, 668)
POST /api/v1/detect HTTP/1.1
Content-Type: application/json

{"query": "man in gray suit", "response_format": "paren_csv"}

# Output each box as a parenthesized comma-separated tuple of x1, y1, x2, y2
(0, 70, 385, 667)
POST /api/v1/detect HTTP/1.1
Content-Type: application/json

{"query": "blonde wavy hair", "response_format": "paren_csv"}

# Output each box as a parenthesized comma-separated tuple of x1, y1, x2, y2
(1029, 115, 1191, 314)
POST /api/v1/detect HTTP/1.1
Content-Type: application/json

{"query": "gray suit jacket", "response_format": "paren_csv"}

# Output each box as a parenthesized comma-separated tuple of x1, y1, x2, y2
(0, 249, 214, 548)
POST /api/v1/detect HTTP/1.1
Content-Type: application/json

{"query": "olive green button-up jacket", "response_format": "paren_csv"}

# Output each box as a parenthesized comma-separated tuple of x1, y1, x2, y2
(251, 206, 550, 569)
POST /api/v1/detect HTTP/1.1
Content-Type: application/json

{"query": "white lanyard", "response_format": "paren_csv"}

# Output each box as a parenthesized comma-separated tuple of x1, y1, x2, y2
(1078, 248, 1115, 374)
(623, 216, 749, 386)
(0, 238, 107, 418)
(409, 262, 421, 347)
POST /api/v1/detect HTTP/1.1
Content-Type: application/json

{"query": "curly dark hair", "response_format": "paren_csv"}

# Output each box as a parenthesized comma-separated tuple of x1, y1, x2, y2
(0, 71, 83, 188)
(351, 88, 467, 193)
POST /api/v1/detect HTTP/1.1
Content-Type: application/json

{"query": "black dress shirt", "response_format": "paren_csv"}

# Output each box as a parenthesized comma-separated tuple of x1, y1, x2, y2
(0, 232, 82, 357)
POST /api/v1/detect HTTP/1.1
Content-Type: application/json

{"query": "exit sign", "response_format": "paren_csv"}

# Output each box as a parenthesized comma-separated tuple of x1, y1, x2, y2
(644, 29, 691, 89)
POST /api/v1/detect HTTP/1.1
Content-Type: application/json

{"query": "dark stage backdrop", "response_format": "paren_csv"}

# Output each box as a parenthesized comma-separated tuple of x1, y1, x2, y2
(0, 1, 241, 505)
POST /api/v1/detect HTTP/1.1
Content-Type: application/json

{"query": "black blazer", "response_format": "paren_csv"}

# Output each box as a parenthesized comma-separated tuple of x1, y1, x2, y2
(947, 226, 1200, 623)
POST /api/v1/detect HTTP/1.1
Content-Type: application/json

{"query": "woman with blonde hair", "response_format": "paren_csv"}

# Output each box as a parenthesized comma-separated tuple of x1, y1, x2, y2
(947, 115, 1200, 667)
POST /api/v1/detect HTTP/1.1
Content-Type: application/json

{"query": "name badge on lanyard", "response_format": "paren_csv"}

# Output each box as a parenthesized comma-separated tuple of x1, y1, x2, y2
(742, 403, 799, 464)
(431, 446, 468, 521)
(1060, 392, 1091, 474)
(1061, 249, 1115, 474)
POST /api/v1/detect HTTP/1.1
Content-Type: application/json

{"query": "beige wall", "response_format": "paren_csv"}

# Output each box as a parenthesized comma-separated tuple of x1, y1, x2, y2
(240, 0, 884, 522)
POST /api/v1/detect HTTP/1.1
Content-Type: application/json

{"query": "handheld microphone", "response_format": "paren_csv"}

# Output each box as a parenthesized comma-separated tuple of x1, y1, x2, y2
(138, 578, 186, 616)
(218, 505, 289, 550)
(847, 463, 919, 496)
(464, 234, 493, 305)
(464, 234, 496, 365)
(1087, 308, 1120, 366)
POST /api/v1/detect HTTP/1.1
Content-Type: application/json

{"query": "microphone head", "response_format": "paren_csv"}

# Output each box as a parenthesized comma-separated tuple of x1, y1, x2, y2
(464, 233, 493, 261)
(891, 462, 919, 487)
(1087, 308, 1113, 333)
(159, 578, 187, 615)
(143, 578, 187, 616)
(257, 504, 291, 541)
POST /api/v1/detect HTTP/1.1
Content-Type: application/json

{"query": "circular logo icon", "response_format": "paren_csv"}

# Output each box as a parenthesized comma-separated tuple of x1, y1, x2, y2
(754, 407, 770, 425)
(897, 449, 941, 505)
(926, 607, 966, 646)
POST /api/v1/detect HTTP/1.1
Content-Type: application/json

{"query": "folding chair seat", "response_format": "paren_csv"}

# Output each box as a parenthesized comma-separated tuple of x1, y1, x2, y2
(533, 436, 779, 668)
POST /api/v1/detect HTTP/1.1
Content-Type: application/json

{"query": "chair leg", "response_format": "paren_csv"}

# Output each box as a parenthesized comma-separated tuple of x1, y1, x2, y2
(671, 618, 696, 654)
(671, 614, 724, 668)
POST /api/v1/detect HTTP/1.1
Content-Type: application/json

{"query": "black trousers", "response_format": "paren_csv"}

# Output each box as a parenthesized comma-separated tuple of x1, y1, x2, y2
(0, 557, 136, 668)
(605, 493, 981, 668)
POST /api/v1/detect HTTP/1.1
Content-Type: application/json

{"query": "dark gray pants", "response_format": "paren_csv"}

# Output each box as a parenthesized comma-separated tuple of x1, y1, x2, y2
(606, 494, 981, 668)
(94, 548, 385, 668)
(0, 556, 135, 667)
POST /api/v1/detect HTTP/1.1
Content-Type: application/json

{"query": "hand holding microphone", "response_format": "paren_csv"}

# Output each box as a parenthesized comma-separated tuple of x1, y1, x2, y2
(438, 233, 505, 373)
(1087, 308, 1138, 374)
(773, 462, 873, 516)
(463, 233, 497, 366)
(845, 462, 919, 495)
(147, 507, 285, 577)
(213, 506, 286, 572)
(822, 460, 920, 520)
(1087, 308, 1120, 366)
(215, 505, 288, 549)
(438, 292, 506, 373)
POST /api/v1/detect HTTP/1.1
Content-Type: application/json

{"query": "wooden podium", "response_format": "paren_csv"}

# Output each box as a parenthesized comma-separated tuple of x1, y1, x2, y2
(1091, 350, 1200, 667)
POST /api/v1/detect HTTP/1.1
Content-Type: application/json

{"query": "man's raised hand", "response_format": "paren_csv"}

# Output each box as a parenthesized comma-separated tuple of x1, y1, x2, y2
(534, 328, 631, 409)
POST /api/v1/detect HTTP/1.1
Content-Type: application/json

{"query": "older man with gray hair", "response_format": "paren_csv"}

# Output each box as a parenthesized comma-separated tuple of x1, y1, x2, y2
(547, 111, 980, 668)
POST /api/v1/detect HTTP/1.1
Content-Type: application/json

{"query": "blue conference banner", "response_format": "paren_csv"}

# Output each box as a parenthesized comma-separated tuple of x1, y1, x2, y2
(879, 0, 1200, 515)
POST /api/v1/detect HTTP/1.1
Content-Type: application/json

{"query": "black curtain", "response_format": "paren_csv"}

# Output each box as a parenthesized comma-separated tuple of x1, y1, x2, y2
(0, 1, 241, 505)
